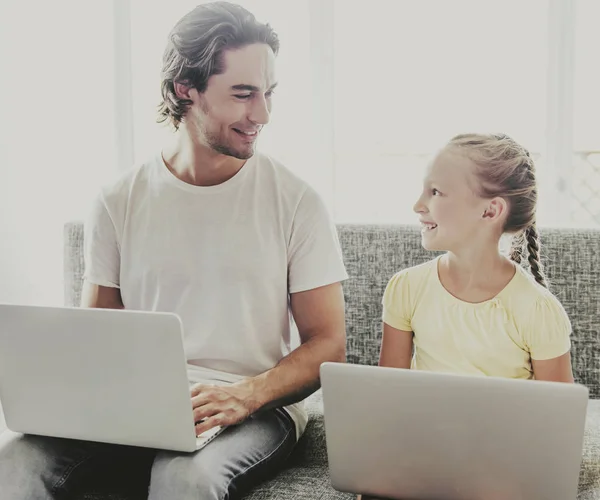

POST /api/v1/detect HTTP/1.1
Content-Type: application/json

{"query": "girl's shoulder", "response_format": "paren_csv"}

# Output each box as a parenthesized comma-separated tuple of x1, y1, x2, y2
(504, 265, 570, 324)
(387, 257, 439, 286)
(510, 265, 561, 301)
(384, 257, 440, 301)
(504, 266, 572, 356)
(382, 258, 440, 329)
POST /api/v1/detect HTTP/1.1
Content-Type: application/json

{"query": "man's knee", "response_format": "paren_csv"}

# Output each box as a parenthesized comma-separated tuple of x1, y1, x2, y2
(148, 410, 296, 500)
(0, 432, 49, 473)
(0, 432, 57, 498)
(149, 452, 226, 500)
(0, 431, 103, 499)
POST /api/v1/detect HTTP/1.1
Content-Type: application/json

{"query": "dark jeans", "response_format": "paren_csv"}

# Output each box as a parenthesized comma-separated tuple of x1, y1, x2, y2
(0, 408, 296, 500)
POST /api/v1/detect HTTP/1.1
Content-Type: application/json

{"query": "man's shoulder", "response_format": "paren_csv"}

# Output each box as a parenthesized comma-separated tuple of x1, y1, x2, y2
(253, 152, 329, 219)
(98, 155, 159, 205)
(254, 152, 311, 194)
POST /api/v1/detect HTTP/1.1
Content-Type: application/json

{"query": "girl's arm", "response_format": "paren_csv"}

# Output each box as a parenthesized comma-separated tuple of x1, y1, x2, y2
(379, 322, 413, 368)
(532, 351, 574, 383)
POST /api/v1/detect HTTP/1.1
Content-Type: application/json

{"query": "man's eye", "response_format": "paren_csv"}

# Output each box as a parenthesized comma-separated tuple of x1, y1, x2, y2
(234, 94, 252, 99)
(265, 90, 275, 98)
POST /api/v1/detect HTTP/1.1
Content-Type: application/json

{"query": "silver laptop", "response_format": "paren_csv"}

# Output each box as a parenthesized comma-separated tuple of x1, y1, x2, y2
(0, 304, 222, 452)
(321, 362, 589, 500)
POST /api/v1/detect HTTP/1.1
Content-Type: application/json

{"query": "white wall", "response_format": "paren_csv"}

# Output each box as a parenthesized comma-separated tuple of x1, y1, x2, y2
(0, 1, 118, 305)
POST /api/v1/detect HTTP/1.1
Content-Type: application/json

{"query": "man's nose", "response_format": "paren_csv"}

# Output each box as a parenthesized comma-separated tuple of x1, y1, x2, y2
(248, 95, 270, 125)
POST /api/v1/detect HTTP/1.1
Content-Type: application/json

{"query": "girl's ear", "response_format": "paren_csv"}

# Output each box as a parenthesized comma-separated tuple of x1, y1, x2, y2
(482, 197, 508, 221)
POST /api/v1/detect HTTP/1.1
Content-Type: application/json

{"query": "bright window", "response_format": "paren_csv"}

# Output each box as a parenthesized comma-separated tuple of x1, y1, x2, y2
(333, 0, 549, 223)
(570, 0, 600, 226)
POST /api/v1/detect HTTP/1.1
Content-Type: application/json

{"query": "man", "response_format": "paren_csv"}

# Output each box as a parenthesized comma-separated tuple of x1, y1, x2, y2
(0, 2, 347, 498)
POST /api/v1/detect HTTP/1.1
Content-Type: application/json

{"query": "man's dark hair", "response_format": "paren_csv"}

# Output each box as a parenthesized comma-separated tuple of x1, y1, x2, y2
(157, 1, 280, 130)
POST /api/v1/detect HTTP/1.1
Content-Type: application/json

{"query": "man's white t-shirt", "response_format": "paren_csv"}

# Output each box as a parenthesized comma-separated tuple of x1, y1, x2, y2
(83, 151, 348, 439)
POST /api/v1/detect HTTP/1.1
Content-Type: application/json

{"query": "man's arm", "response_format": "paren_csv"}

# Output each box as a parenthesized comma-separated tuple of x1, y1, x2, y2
(192, 281, 346, 435)
(80, 282, 124, 309)
(250, 281, 347, 408)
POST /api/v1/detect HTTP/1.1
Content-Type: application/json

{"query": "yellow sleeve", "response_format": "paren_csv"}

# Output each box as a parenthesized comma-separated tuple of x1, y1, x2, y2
(523, 292, 572, 361)
(381, 270, 412, 331)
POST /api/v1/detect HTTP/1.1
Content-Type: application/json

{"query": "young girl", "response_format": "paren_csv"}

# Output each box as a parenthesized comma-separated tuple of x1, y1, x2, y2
(357, 133, 574, 500)
(380, 132, 574, 383)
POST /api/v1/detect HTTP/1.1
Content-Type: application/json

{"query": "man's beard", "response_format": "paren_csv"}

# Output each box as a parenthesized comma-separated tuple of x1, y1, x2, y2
(211, 140, 254, 160)
(205, 128, 255, 160)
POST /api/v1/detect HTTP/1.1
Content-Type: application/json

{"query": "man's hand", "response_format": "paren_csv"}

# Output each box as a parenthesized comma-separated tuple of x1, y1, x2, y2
(190, 381, 259, 436)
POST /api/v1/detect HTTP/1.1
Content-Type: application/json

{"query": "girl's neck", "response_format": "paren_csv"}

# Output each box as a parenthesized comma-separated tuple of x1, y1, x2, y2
(439, 247, 516, 304)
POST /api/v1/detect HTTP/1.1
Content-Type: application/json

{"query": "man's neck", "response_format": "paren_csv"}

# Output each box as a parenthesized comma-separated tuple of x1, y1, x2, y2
(162, 133, 246, 187)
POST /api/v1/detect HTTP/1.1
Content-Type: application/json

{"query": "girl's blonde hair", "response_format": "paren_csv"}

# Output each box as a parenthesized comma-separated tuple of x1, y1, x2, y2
(448, 133, 547, 288)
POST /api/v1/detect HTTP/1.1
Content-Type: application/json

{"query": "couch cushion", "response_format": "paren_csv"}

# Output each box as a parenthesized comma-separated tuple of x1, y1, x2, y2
(580, 400, 600, 498)
(78, 466, 352, 500)
(243, 465, 352, 500)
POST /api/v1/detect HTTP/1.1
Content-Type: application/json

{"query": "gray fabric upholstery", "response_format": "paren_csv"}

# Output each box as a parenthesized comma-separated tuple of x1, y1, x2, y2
(63, 222, 600, 498)
(581, 401, 600, 498)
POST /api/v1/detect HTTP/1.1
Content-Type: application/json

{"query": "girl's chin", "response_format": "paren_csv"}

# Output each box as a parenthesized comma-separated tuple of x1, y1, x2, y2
(420, 232, 448, 252)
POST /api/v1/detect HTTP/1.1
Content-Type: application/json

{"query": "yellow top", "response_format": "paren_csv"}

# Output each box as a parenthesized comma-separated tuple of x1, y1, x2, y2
(382, 256, 572, 379)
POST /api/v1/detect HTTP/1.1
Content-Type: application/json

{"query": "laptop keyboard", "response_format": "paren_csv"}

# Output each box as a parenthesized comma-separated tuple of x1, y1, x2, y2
(195, 425, 223, 449)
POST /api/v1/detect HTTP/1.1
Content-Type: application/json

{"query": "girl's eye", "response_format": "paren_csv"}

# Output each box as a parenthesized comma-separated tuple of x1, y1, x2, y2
(432, 188, 441, 196)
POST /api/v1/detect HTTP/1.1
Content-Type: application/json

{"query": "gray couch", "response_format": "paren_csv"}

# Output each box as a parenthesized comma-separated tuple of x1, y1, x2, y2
(62, 222, 600, 499)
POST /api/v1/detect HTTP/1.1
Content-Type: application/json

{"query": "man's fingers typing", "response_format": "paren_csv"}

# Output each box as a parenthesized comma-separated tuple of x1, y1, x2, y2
(190, 383, 218, 397)
(193, 403, 220, 422)
(195, 414, 225, 436)
(191, 393, 214, 409)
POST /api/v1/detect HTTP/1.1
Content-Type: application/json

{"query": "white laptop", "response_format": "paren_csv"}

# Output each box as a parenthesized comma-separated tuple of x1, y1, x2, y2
(320, 362, 589, 500)
(0, 304, 223, 452)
